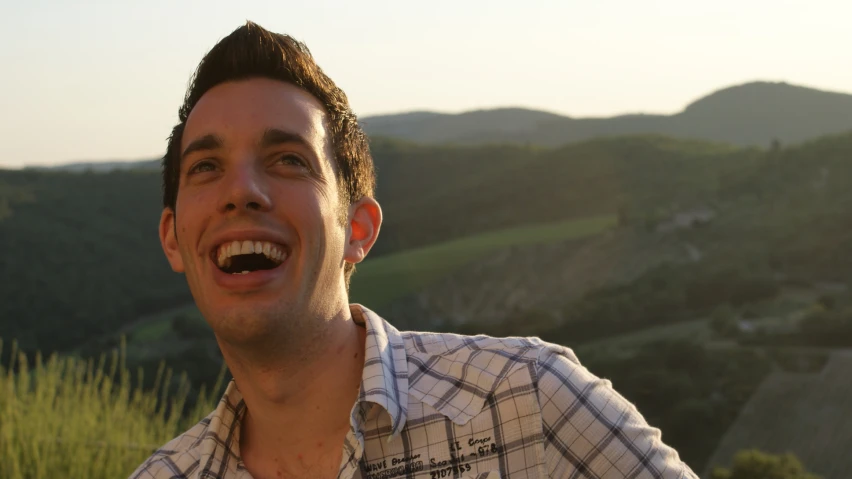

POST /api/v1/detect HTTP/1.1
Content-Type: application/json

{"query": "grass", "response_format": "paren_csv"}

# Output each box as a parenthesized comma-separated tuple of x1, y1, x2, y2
(0, 338, 223, 479)
(576, 318, 713, 358)
(350, 215, 616, 307)
(131, 319, 173, 343)
(126, 304, 203, 343)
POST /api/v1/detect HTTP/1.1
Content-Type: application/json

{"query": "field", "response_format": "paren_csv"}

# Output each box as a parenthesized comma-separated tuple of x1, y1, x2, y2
(349, 215, 616, 307)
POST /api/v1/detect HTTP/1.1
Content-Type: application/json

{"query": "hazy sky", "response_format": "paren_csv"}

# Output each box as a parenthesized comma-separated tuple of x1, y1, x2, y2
(2, 0, 850, 167)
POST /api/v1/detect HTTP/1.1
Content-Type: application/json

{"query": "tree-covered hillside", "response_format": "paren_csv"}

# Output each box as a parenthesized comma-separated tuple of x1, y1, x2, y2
(376, 131, 852, 329)
(0, 135, 759, 355)
(0, 169, 189, 352)
(3, 131, 852, 476)
(373, 135, 754, 256)
(2, 132, 852, 357)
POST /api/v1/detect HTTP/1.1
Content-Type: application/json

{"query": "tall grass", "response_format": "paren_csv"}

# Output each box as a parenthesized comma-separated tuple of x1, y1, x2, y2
(0, 338, 224, 479)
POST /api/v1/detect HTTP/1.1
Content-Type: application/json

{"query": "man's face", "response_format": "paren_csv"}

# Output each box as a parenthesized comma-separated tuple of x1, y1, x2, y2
(159, 78, 361, 345)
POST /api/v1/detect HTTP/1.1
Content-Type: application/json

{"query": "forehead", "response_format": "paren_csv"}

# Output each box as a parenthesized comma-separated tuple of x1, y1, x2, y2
(183, 78, 329, 150)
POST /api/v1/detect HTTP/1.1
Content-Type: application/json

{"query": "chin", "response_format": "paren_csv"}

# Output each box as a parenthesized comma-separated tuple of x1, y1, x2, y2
(208, 303, 302, 344)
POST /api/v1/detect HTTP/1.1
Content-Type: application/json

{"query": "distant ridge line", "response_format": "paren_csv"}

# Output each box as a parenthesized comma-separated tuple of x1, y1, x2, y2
(360, 81, 852, 148)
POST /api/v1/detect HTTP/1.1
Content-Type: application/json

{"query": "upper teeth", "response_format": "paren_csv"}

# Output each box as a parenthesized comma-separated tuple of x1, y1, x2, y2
(216, 240, 286, 268)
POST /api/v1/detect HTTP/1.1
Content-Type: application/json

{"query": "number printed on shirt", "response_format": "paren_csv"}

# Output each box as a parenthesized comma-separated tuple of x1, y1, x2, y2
(428, 463, 471, 478)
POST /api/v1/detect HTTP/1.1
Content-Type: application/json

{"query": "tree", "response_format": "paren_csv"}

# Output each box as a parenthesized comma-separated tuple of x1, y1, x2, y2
(710, 305, 739, 339)
(769, 138, 782, 155)
(710, 449, 821, 479)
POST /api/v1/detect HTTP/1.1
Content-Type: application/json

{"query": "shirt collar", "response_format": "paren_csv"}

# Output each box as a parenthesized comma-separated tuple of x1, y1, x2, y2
(350, 304, 410, 438)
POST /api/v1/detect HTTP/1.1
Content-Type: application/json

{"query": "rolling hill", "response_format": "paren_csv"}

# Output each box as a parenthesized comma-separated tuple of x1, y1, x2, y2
(372, 135, 752, 256)
(361, 81, 852, 148)
(703, 351, 852, 479)
(0, 135, 740, 354)
(27, 159, 160, 173)
(4, 131, 852, 474)
(4, 131, 852, 356)
(376, 131, 852, 331)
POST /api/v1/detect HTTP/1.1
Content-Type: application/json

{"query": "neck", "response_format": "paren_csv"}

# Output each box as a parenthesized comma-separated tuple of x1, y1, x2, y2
(219, 304, 367, 473)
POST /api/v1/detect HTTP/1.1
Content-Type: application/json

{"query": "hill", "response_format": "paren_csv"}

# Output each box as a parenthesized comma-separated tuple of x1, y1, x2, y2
(3, 131, 852, 473)
(703, 351, 852, 479)
(26, 159, 160, 173)
(4, 132, 852, 356)
(372, 135, 751, 256)
(361, 81, 852, 148)
(362, 108, 564, 144)
(0, 134, 751, 355)
(377, 131, 852, 331)
(0, 169, 189, 353)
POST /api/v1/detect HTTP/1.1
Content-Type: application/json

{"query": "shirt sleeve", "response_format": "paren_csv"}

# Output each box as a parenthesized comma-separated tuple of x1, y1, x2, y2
(535, 342, 698, 479)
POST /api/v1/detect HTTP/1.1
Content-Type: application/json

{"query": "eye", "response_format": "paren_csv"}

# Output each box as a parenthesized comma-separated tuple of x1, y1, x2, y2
(187, 160, 216, 175)
(277, 153, 307, 167)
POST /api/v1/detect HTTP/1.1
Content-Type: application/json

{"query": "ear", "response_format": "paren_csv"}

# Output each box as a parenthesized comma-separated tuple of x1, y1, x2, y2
(344, 197, 383, 265)
(159, 207, 185, 273)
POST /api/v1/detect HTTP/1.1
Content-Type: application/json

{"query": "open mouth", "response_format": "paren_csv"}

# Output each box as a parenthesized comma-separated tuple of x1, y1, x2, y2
(213, 240, 287, 275)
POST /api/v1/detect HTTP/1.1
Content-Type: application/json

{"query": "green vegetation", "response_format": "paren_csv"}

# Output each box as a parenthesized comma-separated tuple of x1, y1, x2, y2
(0, 339, 223, 479)
(351, 215, 615, 306)
(710, 450, 821, 479)
(578, 340, 772, 472)
(704, 353, 852, 479)
(375, 134, 757, 256)
(132, 318, 173, 342)
(455, 261, 781, 344)
(557, 263, 779, 342)
(742, 306, 852, 348)
(0, 169, 189, 354)
(0, 133, 748, 358)
(4, 126, 852, 477)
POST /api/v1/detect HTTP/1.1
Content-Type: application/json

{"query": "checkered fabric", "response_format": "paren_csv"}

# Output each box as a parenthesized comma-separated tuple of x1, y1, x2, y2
(130, 305, 697, 479)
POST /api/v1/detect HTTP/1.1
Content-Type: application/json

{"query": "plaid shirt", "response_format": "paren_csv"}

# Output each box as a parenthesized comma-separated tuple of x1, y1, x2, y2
(131, 305, 697, 479)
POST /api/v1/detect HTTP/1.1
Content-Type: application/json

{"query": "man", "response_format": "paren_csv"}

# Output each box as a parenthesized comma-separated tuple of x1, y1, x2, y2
(132, 21, 697, 479)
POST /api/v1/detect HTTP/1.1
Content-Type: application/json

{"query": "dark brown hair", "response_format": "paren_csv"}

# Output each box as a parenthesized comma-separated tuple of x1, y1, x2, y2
(162, 21, 375, 285)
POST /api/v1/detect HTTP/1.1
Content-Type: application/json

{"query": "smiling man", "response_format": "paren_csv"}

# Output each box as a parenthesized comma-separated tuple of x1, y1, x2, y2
(131, 22, 697, 479)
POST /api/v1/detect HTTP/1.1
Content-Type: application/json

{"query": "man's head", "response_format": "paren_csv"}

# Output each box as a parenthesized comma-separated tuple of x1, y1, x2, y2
(158, 22, 381, 348)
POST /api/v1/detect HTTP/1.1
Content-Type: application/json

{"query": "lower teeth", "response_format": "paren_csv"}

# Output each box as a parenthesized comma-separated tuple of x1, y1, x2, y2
(232, 270, 251, 275)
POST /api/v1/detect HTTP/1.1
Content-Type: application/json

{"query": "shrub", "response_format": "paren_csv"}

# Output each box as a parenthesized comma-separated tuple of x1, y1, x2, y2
(710, 449, 821, 479)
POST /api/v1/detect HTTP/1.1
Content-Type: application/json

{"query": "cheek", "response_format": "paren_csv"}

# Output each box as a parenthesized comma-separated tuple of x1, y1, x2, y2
(174, 195, 210, 255)
(284, 189, 345, 248)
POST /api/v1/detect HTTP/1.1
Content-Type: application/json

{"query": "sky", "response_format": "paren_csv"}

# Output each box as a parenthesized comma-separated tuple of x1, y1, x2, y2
(1, 0, 850, 168)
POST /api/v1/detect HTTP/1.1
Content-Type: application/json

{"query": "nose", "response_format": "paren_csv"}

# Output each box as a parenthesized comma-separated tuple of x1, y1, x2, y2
(219, 160, 273, 214)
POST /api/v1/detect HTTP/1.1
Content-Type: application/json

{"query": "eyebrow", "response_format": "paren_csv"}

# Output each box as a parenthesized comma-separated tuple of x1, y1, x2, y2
(259, 128, 312, 150)
(260, 129, 321, 171)
(181, 134, 224, 161)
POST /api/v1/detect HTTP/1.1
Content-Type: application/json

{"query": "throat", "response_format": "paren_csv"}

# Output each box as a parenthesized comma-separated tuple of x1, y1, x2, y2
(225, 311, 367, 471)
(240, 407, 349, 479)
(229, 320, 366, 435)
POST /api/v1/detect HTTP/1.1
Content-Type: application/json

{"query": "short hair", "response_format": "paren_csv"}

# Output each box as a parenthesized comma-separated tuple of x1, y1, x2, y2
(162, 21, 375, 286)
